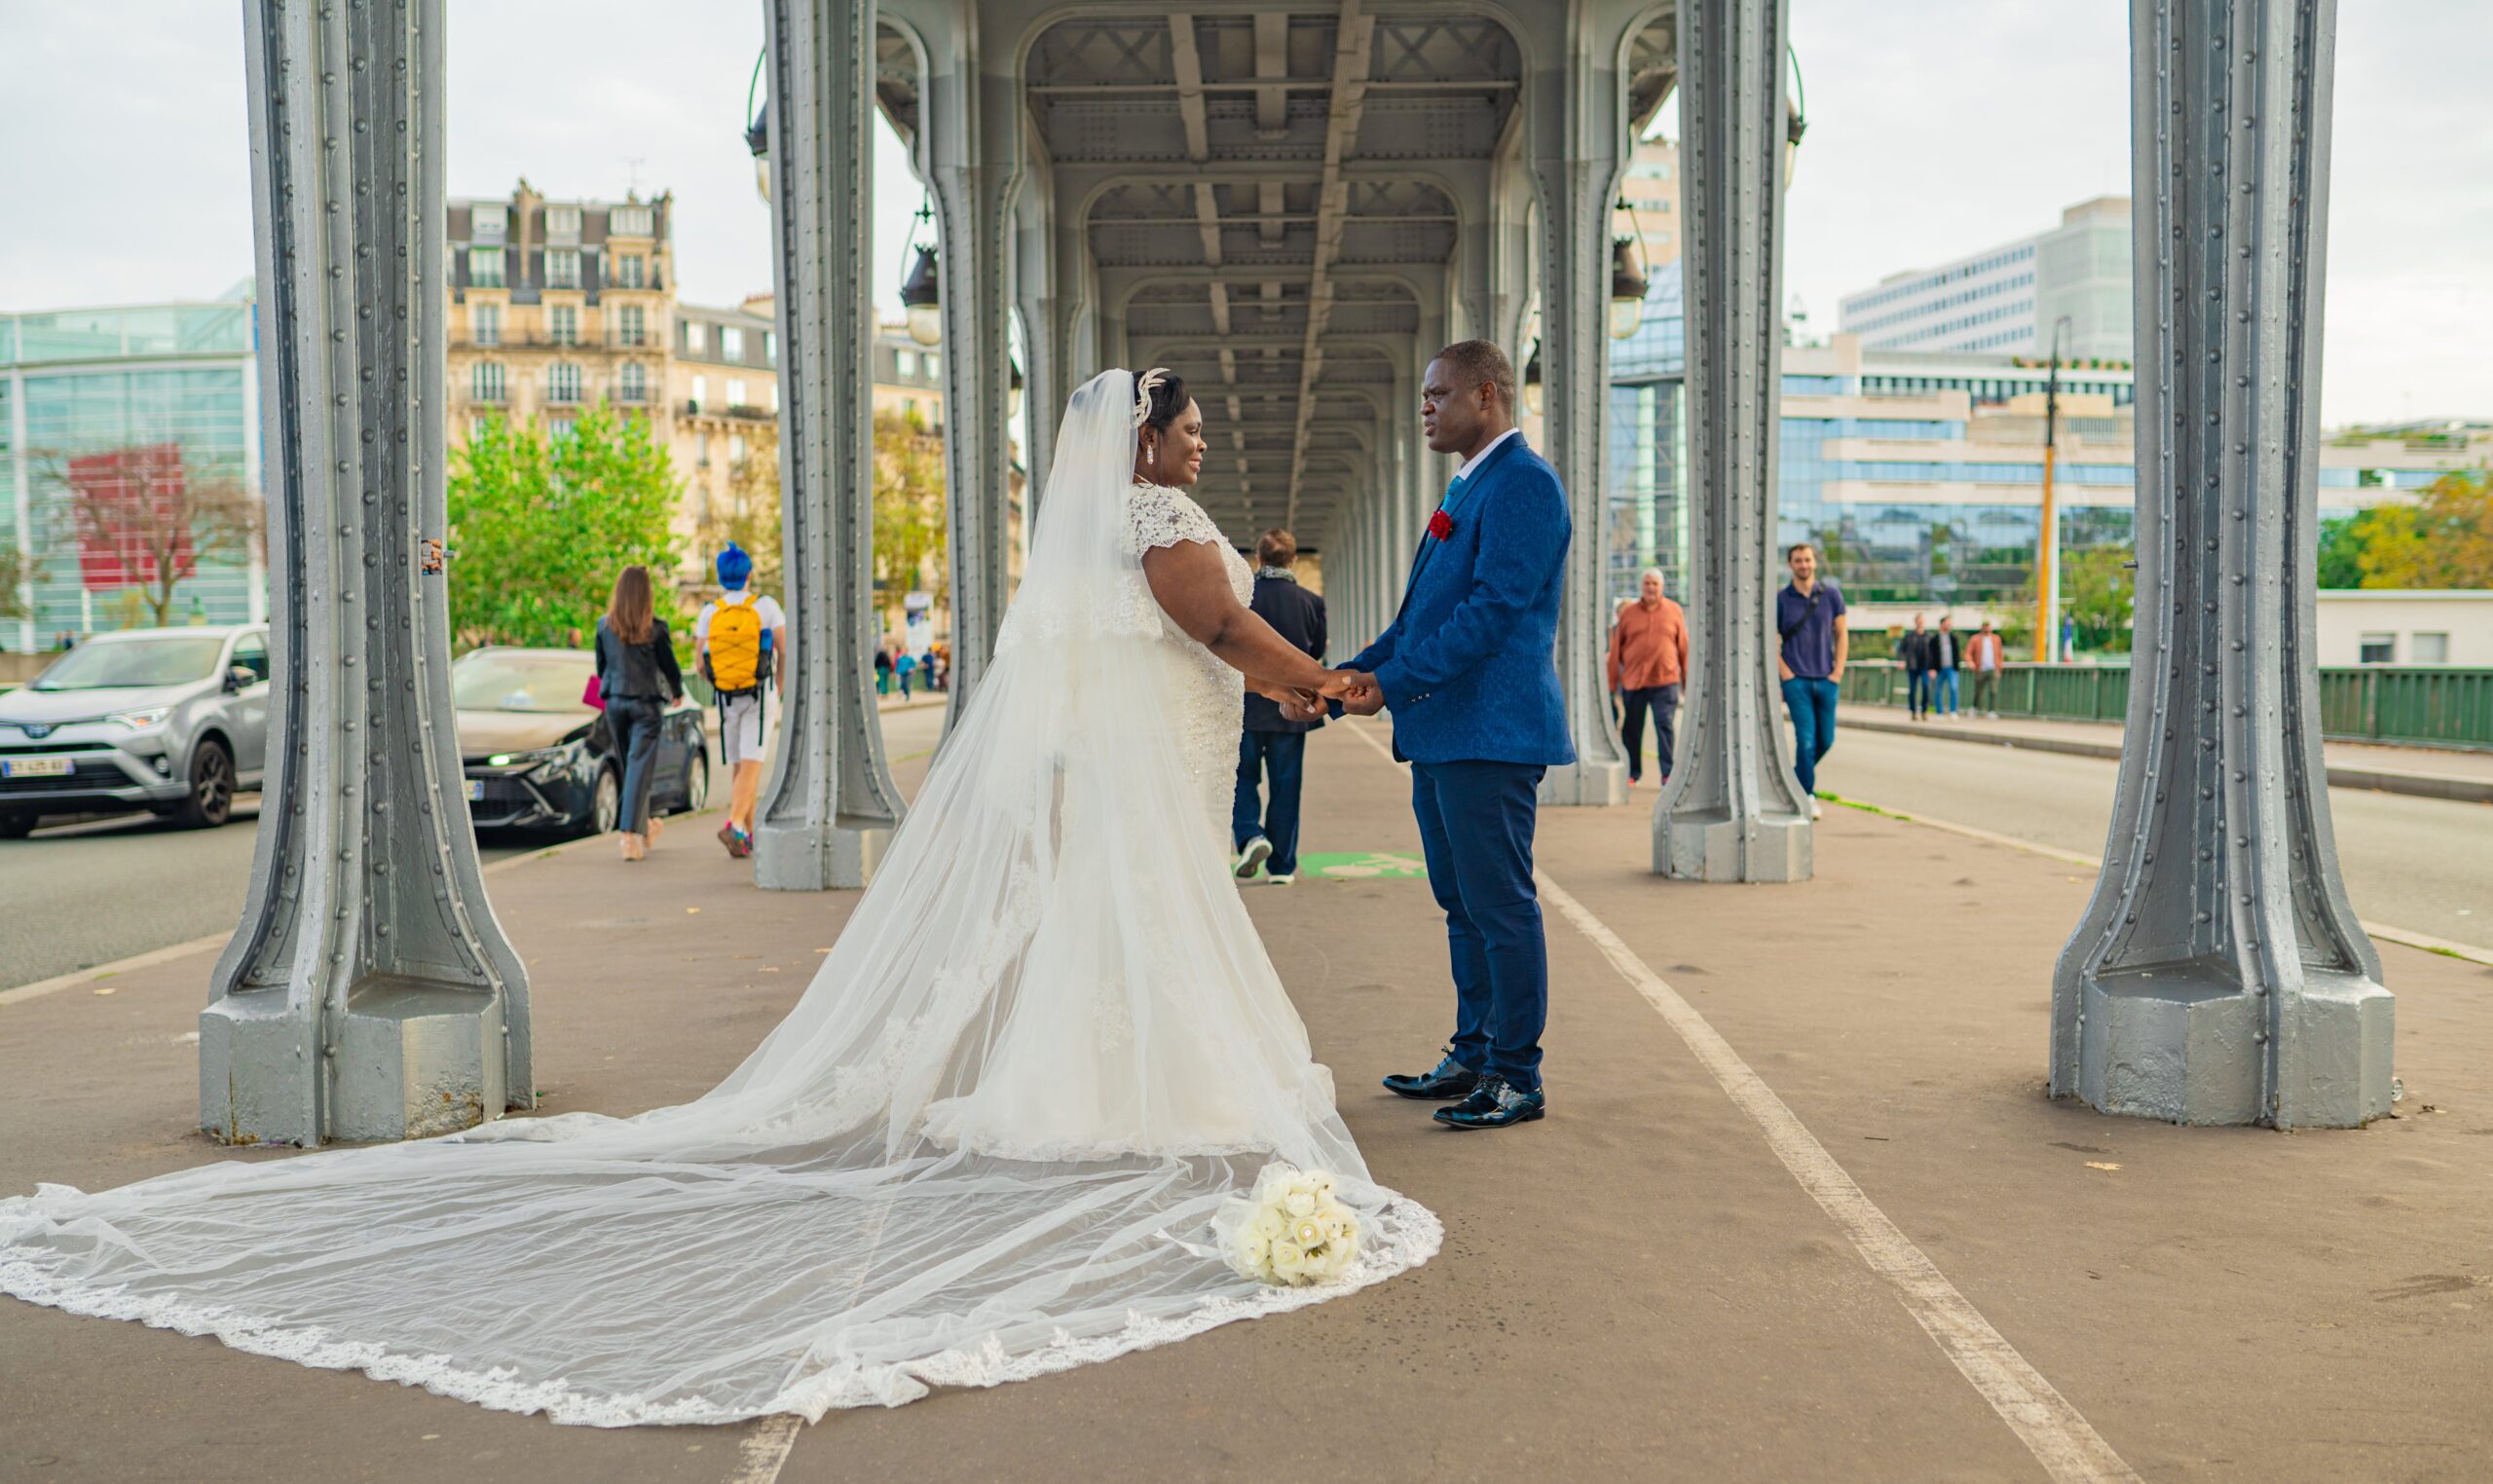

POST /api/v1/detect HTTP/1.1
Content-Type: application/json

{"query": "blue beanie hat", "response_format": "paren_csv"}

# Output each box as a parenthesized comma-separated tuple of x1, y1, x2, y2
(716, 542, 754, 588)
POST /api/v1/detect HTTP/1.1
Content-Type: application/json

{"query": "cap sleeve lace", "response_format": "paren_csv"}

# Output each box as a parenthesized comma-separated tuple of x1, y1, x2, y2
(1127, 482, 1228, 557)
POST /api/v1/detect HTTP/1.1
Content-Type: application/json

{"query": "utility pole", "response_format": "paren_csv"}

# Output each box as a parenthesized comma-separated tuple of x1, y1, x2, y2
(2034, 315, 2070, 662)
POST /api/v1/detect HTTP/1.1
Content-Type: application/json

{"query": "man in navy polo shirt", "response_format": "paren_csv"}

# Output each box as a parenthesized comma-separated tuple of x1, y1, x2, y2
(1776, 542, 1847, 819)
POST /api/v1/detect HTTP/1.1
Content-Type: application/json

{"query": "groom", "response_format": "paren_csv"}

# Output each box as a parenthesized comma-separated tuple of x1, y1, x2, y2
(1322, 340, 1572, 1132)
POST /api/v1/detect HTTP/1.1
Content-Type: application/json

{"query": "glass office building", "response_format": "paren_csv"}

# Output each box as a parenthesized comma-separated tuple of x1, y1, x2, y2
(1, 298, 262, 649)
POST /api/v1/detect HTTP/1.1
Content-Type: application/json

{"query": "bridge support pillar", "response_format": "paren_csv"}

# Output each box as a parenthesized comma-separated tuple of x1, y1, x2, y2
(1657, 0, 1811, 881)
(2053, 0, 2390, 1128)
(204, 0, 530, 1146)
(756, 0, 904, 890)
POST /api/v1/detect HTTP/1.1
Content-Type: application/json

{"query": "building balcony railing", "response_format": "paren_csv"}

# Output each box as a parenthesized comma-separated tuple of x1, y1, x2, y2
(614, 387, 649, 404)
(452, 332, 655, 352)
(680, 399, 775, 421)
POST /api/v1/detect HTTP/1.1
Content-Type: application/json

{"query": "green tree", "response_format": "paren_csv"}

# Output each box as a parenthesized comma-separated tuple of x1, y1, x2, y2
(694, 439, 785, 600)
(0, 544, 37, 626)
(872, 408, 947, 625)
(2315, 512, 2367, 588)
(447, 404, 686, 654)
(2061, 545, 2135, 651)
(2351, 470, 2493, 589)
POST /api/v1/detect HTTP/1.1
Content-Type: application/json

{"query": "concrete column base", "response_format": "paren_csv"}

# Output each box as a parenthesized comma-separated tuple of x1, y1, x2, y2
(1541, 759, 1629, 807)
(201, 977, 508, 1147)
(1656, 805, 1812, 883)
(2066, 966, 2394, 1129)
(753, 821, 887, 892)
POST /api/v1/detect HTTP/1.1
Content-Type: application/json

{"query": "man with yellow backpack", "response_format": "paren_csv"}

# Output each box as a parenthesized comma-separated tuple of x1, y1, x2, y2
(693, 543, 786, 859)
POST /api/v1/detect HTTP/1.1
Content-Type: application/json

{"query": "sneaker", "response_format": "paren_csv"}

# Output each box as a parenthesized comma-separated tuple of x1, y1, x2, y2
(729, 829, 754, 860)
(1809, 798, 1823, 820)
(1234, 835, 1272, 880)
(1267, 872, 1295, 886)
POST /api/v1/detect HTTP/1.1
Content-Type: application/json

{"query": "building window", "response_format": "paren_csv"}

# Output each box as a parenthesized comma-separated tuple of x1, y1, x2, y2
(472, 303, 501, 347)
(470, 361, 505, 402)
(727, 378, 749, 409)
(691, 374, 708, 410)
(925, 352, 942, 380)
(548, 363, 581, 404)
(618, 254, 646, 289)
(896, 349, 916, 378)
(696, 433, 711, 468)
(547, 248, 580, 288)
(618, 361, 647, 403)
(610, 204, 652, 237)
(471, 203, 507, 237)
(685, 321, 706, 354)
(762, 331, 775, 364)
(617, 305, 646, 347)
(729, 433, 747, 464)
(468, 246, 504, 286)
(548, 414, 577, 439)
(722, 327, 746, 361)
(469, 416, 492, 442)
(546, 204, 582, 238)
(547, 304, 578, 346)
(2358, 632, 2396, 665)
(2412, 632, 2450, 664)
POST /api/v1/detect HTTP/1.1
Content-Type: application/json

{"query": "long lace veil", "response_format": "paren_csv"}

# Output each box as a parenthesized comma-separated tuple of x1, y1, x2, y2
(0, 368, 1438, 1426)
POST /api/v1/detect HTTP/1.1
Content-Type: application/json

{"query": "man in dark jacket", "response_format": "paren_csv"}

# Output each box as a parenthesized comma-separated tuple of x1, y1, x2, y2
(1234, 529, 1325, 885)
(1900, 612, 1933, 721)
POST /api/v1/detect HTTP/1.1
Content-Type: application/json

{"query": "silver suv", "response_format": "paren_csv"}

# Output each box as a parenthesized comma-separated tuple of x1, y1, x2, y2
(0, 625, 271, 836)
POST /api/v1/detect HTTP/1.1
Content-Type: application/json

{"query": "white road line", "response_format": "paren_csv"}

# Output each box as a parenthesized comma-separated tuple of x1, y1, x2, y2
(1336, 720, 2141, 1484)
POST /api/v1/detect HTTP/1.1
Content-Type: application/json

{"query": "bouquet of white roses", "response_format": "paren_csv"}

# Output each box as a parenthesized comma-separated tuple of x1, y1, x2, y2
(1216, 1164, 1359, 1287)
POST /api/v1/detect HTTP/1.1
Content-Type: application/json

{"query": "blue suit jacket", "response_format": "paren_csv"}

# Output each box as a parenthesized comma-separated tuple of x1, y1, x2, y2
(1347, 432, 1575, 766)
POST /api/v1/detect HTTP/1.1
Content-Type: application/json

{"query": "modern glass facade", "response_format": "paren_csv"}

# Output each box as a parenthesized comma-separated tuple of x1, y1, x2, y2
(1, 300, 261, 649)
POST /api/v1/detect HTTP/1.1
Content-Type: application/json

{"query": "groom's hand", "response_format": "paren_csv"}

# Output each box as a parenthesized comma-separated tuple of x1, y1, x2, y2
(1325, 671, 1386, 717)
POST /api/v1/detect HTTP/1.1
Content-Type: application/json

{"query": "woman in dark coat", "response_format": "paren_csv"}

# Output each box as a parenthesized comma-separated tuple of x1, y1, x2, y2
(593, 566, 686, 861)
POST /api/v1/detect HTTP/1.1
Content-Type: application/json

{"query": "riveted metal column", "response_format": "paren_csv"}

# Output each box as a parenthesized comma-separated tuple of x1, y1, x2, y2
(204, 0, 529, 1147)
(1013, 155, 1066, 512)
(2053, 0, 2388, 1128)
(1656, 0, 1811, 882)
(756, 0, 903, 891)
(1525, 25, 1630, 807)
(921, 49, 1021, 726)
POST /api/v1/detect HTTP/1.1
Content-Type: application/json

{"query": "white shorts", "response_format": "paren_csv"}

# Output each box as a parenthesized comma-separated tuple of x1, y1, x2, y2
(719, 693, 767, 765)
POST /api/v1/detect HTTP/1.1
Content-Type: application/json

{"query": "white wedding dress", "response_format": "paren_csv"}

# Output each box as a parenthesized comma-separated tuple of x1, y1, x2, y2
(0, 370, 1439, 1427)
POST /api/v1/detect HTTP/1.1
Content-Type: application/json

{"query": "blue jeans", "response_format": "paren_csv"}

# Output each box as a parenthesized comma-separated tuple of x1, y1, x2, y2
(1780, 676, 1840, 797)
(1409, 760, 1549, 1092)
(1232, 730, 1308, 874)
(1906, 668, 1929, 717)
(607, 696, 665, 834)
(1934, 669, 1959, 715)
(1619, 683, 1681, 781)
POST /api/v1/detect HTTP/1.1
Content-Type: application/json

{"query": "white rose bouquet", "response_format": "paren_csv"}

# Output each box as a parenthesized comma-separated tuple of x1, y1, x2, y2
(1215, 1165, 1359, 1287)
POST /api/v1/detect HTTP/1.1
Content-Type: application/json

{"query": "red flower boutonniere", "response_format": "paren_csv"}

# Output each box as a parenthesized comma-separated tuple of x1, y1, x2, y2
(1427, 510, 1456, 541)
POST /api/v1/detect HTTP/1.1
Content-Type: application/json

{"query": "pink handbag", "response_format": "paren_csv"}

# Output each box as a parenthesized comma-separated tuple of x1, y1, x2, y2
(581, 674, 605, 711)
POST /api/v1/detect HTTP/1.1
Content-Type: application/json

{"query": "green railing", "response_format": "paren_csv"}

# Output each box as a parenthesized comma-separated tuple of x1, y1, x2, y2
(1840, 662, 2493, 751)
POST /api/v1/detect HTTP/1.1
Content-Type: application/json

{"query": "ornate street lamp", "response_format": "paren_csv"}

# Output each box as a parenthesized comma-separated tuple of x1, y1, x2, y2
(900, 205, 942, 347)
(746, 52, 771, 204)
(1608, 236, 1650, 340)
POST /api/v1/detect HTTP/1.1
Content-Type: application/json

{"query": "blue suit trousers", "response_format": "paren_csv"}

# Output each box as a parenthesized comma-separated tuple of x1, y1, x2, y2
(1408, 760, 1548, 1092)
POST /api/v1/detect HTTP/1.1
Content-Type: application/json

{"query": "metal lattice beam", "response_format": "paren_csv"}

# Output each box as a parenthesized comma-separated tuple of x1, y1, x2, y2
(205, 0, 529, 1146)
(2051, 0, 2390, 1128)
(1657, 0, 1813, 878)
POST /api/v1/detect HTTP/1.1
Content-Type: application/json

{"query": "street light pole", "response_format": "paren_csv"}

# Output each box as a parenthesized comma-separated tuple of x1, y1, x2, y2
(2035, 315, 2071, 662)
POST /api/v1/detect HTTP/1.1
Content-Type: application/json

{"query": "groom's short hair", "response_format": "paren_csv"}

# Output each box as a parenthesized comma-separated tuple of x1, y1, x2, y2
(1257, 530, 1298, 567)
(1433, 340, 1515, 413)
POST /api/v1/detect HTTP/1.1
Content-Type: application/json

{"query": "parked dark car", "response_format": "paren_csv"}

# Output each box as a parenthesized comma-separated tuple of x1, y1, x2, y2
(0, 624, 272, 836)
(452, 648, 707, 836)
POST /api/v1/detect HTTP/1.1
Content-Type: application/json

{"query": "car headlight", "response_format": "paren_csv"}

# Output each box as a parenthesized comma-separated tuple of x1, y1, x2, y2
(486, 747, 568, 771)
(106, 706, 173, 730)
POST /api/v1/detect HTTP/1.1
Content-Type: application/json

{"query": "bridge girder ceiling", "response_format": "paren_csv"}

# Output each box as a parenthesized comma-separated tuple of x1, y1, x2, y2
(1023, 10, 1523, 546)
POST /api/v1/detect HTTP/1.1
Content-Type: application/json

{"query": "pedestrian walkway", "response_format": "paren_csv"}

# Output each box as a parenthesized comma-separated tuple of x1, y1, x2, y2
(1844, 704, 2493, 803)
(4, 723, 2488, 1482)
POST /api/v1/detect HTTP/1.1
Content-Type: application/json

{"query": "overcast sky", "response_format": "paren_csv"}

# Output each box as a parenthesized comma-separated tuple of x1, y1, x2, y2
(0, 1, 2481, 427)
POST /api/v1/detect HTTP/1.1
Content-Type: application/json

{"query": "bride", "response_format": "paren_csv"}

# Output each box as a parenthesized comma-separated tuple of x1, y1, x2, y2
(0, 368, 1439, 1427)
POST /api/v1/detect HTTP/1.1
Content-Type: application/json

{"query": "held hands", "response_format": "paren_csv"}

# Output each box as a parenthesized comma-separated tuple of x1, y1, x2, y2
(1321, 670, 1386, 717)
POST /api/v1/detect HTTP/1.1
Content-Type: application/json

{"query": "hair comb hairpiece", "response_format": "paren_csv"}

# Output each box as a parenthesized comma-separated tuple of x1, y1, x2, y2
(1132, 367, 1171, 429)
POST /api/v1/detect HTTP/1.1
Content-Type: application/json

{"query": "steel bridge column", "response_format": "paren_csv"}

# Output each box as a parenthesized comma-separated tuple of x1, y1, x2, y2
(755, 0, 904, 890)
(1524, 25, 1632, 807)
(1655, 0, 1812, 881)
(2052, 0, 2389, 1128)
(204, 0, 529, 1146)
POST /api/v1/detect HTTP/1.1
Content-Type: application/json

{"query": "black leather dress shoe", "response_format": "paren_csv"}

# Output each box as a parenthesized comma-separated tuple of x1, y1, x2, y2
(1433, 1074, 1546, 1131)
(1382, 1047, 1481, 1100)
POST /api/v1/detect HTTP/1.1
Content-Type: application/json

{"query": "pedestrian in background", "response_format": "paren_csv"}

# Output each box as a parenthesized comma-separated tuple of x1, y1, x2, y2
(693, 541, 785, 861)
(874, 645, 893, 695)
(1606, 567, 1688, 787)
(593, 565, 686, 863)
(1232, 530, 1326, 885)
(1901, 612, 1932, 722)
(1776, 543, 1846, 819)
(895, 649, 917, 698)
(1932, 615, 1961, 719)
(1967, 619, 2005, 717)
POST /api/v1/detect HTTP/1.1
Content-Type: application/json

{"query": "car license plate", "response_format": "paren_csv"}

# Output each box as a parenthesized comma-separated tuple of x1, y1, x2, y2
(1, 757, 72, 778)
(466, 779, 486, 802)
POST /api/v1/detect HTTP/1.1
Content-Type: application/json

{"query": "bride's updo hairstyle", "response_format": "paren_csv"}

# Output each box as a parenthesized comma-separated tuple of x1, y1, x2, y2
(1138, 372, 1191, 438)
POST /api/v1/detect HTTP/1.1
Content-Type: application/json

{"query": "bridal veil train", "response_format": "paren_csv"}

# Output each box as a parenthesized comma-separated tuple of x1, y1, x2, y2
(0, 369, 1439, 1426)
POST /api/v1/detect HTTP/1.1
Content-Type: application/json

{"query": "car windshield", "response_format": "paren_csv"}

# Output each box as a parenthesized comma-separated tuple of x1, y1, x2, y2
(32, 636, 228, 690)
(452, 652, 593, 714)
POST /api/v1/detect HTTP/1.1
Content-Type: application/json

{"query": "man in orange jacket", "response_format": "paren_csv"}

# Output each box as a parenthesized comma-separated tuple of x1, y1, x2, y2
(1606, 568, 1690, 786)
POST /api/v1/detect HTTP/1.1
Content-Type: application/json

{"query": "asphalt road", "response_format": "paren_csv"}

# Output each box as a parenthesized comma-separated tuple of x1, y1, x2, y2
(0, 703, 951, 992)
(1809, 723, 2493, 952)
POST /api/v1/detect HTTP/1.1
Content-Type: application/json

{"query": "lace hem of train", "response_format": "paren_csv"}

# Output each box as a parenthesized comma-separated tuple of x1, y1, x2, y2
(0, 1192, 1441, 1428)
